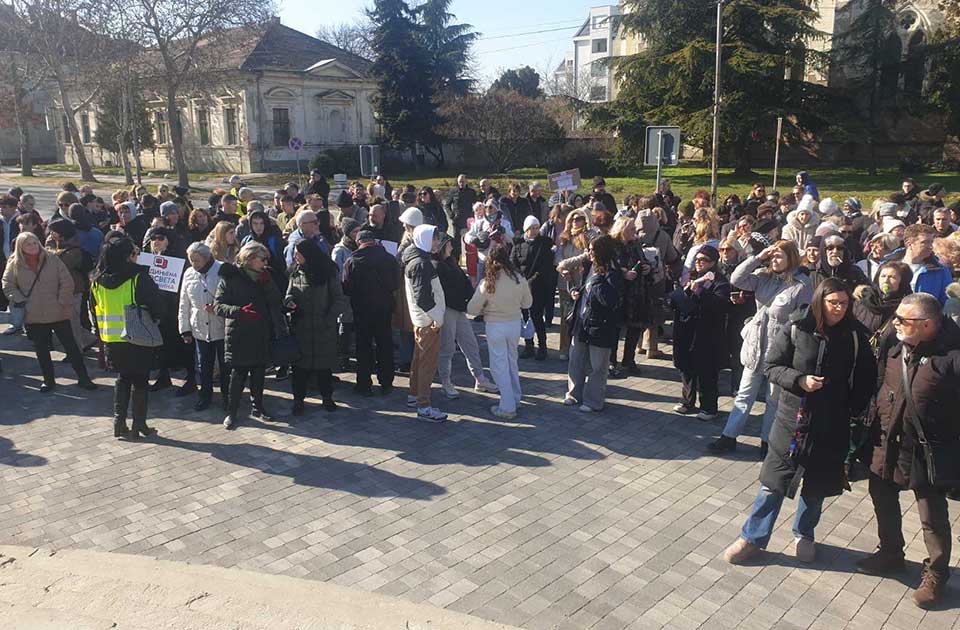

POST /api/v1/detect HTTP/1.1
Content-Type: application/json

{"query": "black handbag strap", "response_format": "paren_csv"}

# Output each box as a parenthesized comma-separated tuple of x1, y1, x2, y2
(900, 353, 930, 446)
(19, 257, 47, 300)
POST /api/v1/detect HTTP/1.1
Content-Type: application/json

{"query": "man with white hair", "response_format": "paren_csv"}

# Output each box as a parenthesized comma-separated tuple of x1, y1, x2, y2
(526, 181, 549, 224)
(284, 210, 329, 266)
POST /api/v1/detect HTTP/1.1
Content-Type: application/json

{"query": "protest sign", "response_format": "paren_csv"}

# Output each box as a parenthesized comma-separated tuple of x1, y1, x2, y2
(137, 253, 186, 293)
(548, 168, 581, 192)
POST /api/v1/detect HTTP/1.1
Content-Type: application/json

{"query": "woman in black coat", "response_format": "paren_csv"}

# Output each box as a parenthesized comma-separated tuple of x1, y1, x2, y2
(511, 216, 555, 360)
(723, 278, 876, 566)
(670, 245, 730, 420)
(214, 241, 287, 429)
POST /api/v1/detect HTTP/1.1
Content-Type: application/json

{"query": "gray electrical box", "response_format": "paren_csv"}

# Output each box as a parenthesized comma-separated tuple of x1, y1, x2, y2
(644, 126, 681, 166)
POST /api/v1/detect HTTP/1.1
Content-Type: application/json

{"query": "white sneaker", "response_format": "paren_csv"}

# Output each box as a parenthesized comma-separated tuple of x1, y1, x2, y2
(563, 396, 578, 406)
(696, 411, 719, 421)
(441, 381, 460, 399)
(474, 379, 499, 393)
(490, 405, 516, 420)
(794, 537, 816, 563)
(406, 395, 418, 408)
(417, 407, 448, 423)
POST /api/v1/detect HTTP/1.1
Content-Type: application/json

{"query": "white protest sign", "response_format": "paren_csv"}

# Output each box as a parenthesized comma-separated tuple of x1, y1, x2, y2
(137, 253, 186, 293)
(548, 168, 581, 192)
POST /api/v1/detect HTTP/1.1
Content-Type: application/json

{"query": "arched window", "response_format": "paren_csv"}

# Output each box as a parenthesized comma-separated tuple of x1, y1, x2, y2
(878, 32, 902, 100)
(903, 29, 926, 95)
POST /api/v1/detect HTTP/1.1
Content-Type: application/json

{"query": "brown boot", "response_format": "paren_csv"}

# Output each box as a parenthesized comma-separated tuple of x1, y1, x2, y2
(913, 562, 946, 609)
(723, 537, 760, 565)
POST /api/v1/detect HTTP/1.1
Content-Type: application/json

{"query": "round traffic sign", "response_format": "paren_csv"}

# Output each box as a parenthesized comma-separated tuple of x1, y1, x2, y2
(288, 137, 303, 151)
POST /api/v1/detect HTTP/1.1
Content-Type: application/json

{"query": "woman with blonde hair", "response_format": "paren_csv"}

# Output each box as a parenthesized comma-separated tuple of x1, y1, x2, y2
(555, 208, 591, 359)
(682, 207, 721, 281)
(2, 232, 96, 392)
(206, 220, 239, 264)
(610, 215, 650, 374)
(708, 239, 812, 456)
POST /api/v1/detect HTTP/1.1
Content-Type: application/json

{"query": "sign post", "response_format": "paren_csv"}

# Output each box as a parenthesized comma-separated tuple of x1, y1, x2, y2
(288, 136, 304, 190)
(772, 116, 783, 191)
(644, 125, 680, 195)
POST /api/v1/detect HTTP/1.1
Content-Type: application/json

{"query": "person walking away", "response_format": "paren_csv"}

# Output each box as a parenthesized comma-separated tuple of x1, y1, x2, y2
(90, 238, 165, 437)
(671, 245, 731, 420)
(2, 232, 97, 392)
(343, 230, 400, 396)
(285, 239, 348, 415)
(467, 244, 532, 419)
(215, 242, 286, 429)
(179, 242, 228, 411)
(402, 225, 448, 422)
(511, 216, 554, 360)
(856, 293, 960, 608)
(709, 240, 812, 456)
(724, 278, 875, 565)
(564, 235, 623, 412)
(435, 233, 498, 398)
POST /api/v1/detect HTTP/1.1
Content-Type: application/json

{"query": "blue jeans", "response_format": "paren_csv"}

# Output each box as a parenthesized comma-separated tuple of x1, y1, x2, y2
(721, 361, 779, 442)
(741, 485, 824, 548)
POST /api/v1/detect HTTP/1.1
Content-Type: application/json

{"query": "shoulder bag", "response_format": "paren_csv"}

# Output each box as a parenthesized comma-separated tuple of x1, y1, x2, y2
(121, 275, 164, 347)
(11, 257, 47, 329)
(901, 354, 960, 488)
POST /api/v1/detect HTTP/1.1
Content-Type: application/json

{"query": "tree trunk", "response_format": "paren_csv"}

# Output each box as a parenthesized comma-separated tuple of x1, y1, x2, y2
(165, 87, 190, 188)
(125, 80, 144, 184)
(118, 88, 134, 186)
(11, 75, 33, 177)
(733, 136, 753, 177)
(56, 77, 97, 182)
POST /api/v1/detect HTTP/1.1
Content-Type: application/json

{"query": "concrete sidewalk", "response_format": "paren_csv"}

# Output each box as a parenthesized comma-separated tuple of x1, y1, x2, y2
(1, 545, 520, 630)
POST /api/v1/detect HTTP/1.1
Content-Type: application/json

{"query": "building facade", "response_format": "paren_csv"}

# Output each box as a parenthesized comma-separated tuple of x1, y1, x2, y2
(554, 5, 621, 104)
(59, 21, 378, 174)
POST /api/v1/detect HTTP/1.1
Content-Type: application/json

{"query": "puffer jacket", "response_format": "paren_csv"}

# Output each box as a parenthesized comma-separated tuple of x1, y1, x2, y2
(285, 269, 348, 371)
(781, 209, 820, 250)
(730, 255, 813, 371)
(2, 251, 74, 324)
(214, 263, 286, 367)
(178, 259, 226, 342)
(402, 238, 445, 329)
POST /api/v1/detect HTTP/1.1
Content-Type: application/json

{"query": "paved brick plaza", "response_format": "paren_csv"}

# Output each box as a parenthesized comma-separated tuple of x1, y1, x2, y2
(1, 325, 958, 630)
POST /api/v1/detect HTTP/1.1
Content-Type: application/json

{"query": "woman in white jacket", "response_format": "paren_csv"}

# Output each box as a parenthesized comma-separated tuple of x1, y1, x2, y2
(179, 242, 228, 411)
(780, 195, 820, 250)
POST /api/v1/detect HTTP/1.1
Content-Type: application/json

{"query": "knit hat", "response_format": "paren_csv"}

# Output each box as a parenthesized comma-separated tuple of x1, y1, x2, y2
(173, 185, 188, 197)
(357, 230, 376, 244)
(341, 217, 362, 237)
(807, 235, 823, 249)
(796, 194, 818, 214)
(883, 218, 905, 234)
(878, 202, 898, 218)
(818, 197, 839, 217)
(160, 201, 179, 217)
(754, 218, 779, 235)
(926, 183, 945, 196)
(697, 244, 720, 263)
(399, 207, 423, 227)
(336, 190, 354, 208)
(843, 197, 861, 212)
(522, 215, 541, 232)
(47, 218, 77, 241)
(815, 222, 839, 237)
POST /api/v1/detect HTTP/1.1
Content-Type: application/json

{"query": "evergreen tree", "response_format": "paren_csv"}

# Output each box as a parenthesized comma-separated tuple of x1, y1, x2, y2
(591, 0, 840, 174)
(415, 0, 478, 96)
(94, 87, 155, 155)
(926, 1, 960, 138)
(490, 67, 543, 98)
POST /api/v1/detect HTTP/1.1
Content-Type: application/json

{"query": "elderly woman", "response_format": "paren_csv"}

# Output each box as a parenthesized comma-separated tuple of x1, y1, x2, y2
(215, 242, 286, 429)
(2, 232, 96, 392)
(179, 242, 228, 411)
(285, 239, 348, 415)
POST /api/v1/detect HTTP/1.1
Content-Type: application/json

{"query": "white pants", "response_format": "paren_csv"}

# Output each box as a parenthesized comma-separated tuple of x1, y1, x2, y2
(438, 308, 487, 384)
(485, 320, 522, 413)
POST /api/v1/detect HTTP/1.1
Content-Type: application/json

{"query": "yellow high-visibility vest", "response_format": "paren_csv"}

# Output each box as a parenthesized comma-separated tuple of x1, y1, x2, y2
(91, 276, 137, 343)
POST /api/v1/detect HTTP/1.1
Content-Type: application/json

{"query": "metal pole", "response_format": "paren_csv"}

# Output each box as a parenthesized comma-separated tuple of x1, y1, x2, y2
(772, 116, 783, 191)
(655, 129, 664, 196)
(709, 0, 724, 207)
(296, 149, 302, 191)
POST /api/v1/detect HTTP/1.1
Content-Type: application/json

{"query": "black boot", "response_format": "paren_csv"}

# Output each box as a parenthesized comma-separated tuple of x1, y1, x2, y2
(322, 398, 338, 412)
(130, 387, 156, 438)
(175, 375, 197, 397)
(535, 344, 547, 361)
(707, 435, 737, 453)
(114, 381, 131, 438)
(520, 340, 535, 359)
(149, 369, 172, 392)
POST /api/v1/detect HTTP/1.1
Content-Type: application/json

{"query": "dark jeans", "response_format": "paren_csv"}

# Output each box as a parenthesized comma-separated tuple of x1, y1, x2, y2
(338, 322, 355, 368)
(544, 274, 557, 325)
(106, 342, 151, 427)
(196, 339, 228, 399)
(159, 316, 194, 377)
(291, 366, 333, 402)
(620, 327, 643, 366)
(355, 311, 394, 389)
(680, 368, 719, 414)
(868, 474, 952, 575)
(522, 290, 548, 349)
(26, 319, 89, 384)
(228, 365, 266, 417)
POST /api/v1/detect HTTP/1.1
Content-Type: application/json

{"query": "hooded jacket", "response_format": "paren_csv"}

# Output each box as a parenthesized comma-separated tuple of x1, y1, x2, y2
(342, 242, 400, 313)
(214, 262, 286, 367)
(912, 255, 952, 305)
(402, 225, 445, 328)
(809, 238, 870, 294)
(781, 208, 821, 250)
(178, 259, 225, 342)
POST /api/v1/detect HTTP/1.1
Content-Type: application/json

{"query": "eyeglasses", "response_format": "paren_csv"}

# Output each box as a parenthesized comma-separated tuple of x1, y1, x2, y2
(825, 299, 848, 308)
(826, 246, 844, 251)
(893, 315, 929, 325)
(572, 216, 586, 222)
(694, 257, 713, 263)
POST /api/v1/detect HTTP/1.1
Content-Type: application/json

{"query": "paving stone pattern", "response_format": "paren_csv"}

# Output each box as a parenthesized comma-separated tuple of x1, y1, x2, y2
(1, 324, 959, 630)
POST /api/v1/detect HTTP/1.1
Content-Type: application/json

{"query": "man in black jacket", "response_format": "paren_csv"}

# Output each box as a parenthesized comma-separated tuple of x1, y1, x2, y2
(342, 231, 400, 395)
(445, 174, 476, 263)
(858, 293, 960, 609)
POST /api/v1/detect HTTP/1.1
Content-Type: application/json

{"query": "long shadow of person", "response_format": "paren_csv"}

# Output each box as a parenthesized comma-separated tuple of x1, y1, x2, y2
(150, 435, 445, 500)
(0, 436, 48, 467)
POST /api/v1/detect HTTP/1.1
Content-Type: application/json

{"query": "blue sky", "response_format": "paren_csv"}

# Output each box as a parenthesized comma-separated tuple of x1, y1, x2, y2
(278, 0, 591, 86)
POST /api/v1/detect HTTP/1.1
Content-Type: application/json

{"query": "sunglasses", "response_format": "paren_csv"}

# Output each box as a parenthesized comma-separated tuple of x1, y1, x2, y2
(893, 315, 929, 325)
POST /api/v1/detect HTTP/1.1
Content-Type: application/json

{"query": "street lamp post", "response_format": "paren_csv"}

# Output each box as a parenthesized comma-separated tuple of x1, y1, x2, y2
(709, 0, 725, 206)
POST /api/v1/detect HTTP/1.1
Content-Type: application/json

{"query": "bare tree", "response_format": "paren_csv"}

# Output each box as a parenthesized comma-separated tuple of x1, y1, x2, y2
(315, 20, 375, 60)
(6, 0, 113, 182)
(110, 0, 275, 188)
(0, 49, 44, 177)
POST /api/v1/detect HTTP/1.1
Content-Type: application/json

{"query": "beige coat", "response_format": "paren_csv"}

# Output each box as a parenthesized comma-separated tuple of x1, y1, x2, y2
(2, 252, 74, 324)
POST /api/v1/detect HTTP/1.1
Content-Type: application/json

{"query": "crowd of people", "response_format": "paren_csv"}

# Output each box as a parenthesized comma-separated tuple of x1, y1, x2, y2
(2, 169, 960, 608)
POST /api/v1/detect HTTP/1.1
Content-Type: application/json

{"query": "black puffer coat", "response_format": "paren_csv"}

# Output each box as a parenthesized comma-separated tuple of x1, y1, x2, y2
(870, 319, 960, 489)
(809, 240, 870, 294)
(511, 235, 555, 301)
(570, 263, 623, 348)
(214, 263, 286, 367)
(761, 308, 876, 497)
(670, 270, 730, 375)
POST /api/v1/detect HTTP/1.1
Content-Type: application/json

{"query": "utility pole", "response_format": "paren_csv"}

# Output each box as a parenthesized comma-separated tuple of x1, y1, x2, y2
(709, 0, 724, 206)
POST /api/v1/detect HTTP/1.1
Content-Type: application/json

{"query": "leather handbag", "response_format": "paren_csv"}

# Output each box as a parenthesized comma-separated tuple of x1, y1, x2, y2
(121, 276, 163, 347)
(901, 355, 960, 488)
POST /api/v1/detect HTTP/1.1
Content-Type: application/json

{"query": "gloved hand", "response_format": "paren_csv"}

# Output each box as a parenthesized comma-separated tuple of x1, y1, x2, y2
(239, 303, 261, 323)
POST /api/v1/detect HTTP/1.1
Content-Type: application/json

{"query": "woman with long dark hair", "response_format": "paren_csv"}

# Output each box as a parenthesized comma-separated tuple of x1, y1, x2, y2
(564, 235, 623, 412)
(417, 186, 448, 234)
(241, 209, 288, 289)
(724, 277, 875, 565)
(467, 243, 532, 420)
(285, 239, 348, 415)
